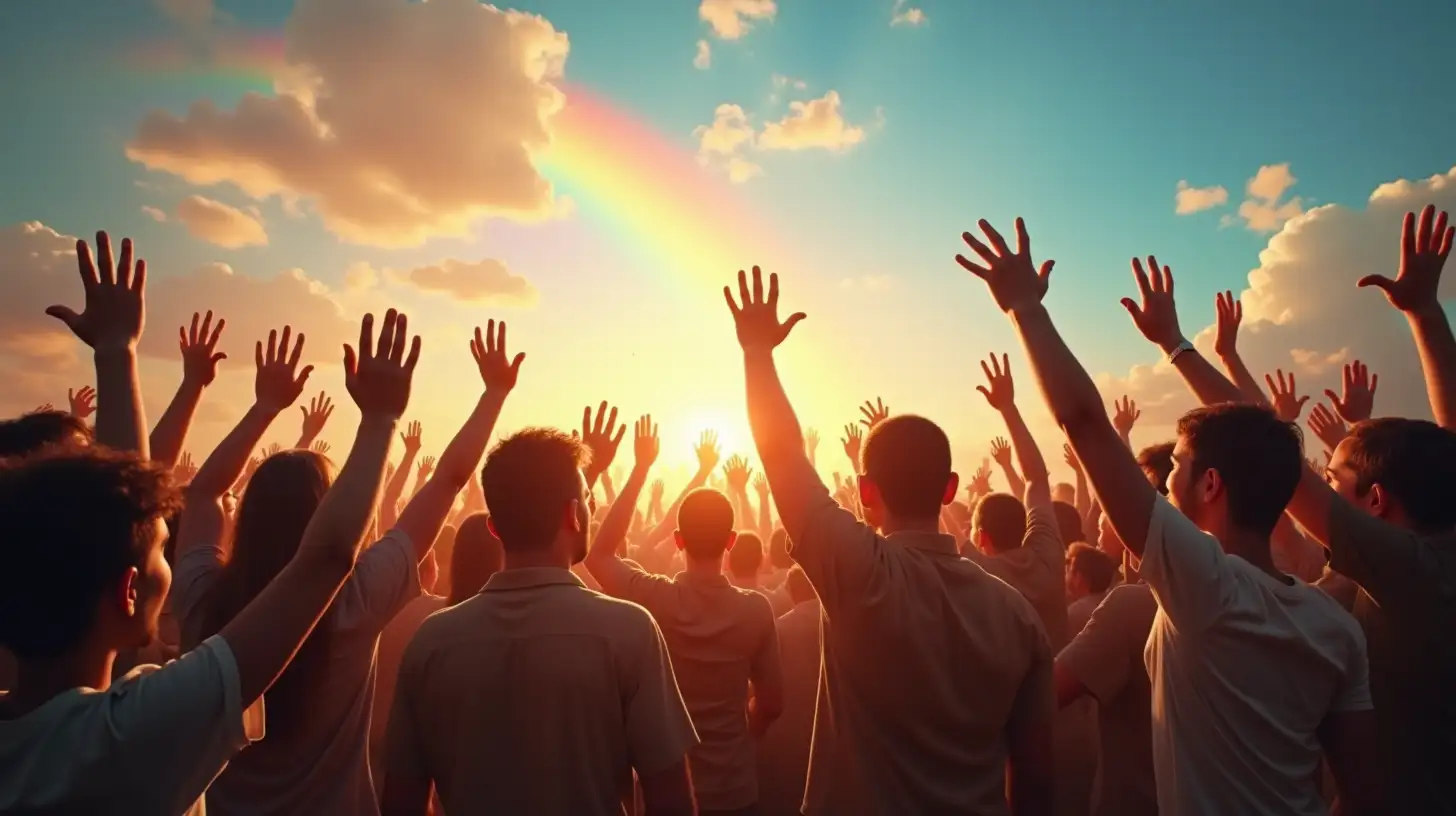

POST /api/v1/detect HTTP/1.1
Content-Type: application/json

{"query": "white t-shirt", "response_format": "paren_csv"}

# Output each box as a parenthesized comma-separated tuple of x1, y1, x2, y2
(1140, 496, 1371, 816)
(0, 636, 263, 815)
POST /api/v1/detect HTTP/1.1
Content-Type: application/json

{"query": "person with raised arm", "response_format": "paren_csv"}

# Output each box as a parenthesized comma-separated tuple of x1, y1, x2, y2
(956, 216, 1381, 815)
(585, 414, 782, 816)
(728, 265, 1053, 815)
(169, 310, 420, 816)
(149, 310, 228, 469)
(382, 416, 697, 816)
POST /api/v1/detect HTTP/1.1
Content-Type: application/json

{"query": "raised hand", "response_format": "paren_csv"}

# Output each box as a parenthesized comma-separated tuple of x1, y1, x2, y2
(841, 423, 864, 469)
(695, 429, 721, 473)
(990, 436, 1014, 467)
(400, 420, 424, 454)
(299, 391, 334, 440)
(417, 454, 436, 480)
(1324, 360, 1378, 424)
(46, 231, 146, 352)
(1214, 290, 1242, 357)
(956, 217, 1055, 312)
(471, 319, 525, 391)
(580, 402, 626, 477)
(859, 398, 890, 429)
(752, 471, 769, 498)
(1063, 442, 1082, 474)
(976, 352, 1016, 411)
(724, 265, 807, 352)
(804, 428, 820, 457)
(263, 443, 283, 458)
(1264, 369, 1309, 422)
(343, 309, 423, 419)
(1358, 205, 1453, 314)
(634, 415, 660, 468)
(180, 310, 227, 387)
(1307, 402, 1349, 452)
(34, 403, 55, 413)
(175, 451, 198, 483)
(649, 478, 665, 505)
(254, 325, 313, 412)
(1112, 396, 1140, 438)
(312, 440, 332, 456)
(68, 386, 96, 420)
(968, 458, 993, 497)
(1121, 256, 1184, 351)
(724, 454, 753, 493)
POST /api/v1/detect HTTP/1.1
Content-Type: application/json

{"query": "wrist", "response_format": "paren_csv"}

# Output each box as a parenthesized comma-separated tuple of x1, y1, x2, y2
(1158, 336, 1191, 357)
(93, 344, 137, 361)
(1407, 304, 1448, 324)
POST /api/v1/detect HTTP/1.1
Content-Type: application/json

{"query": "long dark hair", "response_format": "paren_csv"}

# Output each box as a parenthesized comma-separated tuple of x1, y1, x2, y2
(197, 450, 335, 735)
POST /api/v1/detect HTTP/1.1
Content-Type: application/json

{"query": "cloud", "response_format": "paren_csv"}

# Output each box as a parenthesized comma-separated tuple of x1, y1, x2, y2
(890, 0, 926, 26)
(1174, 180, 1229, 215)
(154, 0, 217, 31)
(175, 195, 268, 248)
(694, 39, 712, 70)
(1095, 166, 1456, 437)
(726, 157, 763, 184)
(699, 0, 776, 40)
(126, 0, 569, 248)
(759, 91, 867, 152)
(695, 104, 756, 157)
(141, 206, 168, 222)
(343, 261, 380, 292)
(391, 258, 538, 306)
(1234, 163, 1305, 233)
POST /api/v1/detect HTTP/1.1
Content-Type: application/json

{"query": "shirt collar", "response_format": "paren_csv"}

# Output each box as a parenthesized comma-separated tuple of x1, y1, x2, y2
(886, 530, 961, 556)
(482, 567, 585, 593)
(674, 570, 731, 588)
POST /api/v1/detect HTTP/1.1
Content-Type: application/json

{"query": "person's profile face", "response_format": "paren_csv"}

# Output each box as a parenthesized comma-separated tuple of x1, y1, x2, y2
(134, 516, 173, 648)
(1167, 439, 1197, 516)
(1097, 513, 1125, 558)
(570, 470, 591, 564)
(1324, 438, 1366, 507)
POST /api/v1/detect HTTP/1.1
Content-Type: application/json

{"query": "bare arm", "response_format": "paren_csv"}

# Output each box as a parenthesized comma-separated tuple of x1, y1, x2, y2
(380, 421, 422, 531)
(753, 474, 773, 543)
(294, 391, 334, 450)
(979, 354, 1051, 508)
(222, 310, 420, 707)
(585, 415, 658, 589)
(150, 311, 228, 468)
(1212, 290, 1270, 404)
(989, 436, 1027, 499)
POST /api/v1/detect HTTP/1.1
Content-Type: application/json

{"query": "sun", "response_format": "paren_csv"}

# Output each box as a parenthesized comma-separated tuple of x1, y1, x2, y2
(680, 410, 751, 461)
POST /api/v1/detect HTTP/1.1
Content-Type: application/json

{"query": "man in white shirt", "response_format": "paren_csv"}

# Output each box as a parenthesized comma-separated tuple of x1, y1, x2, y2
(958, 218, 1384, 815)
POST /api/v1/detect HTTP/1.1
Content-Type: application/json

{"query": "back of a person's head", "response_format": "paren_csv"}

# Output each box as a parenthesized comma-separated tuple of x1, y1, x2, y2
(0, 448, 181, 660)
(1176, 403, 1301, 534)
(1137, 441, 1175, 495)
(1052, 482, 1076, 506)
(973, 492, 1027, 553)
(0, 410, 92, 459)
(1052, 500, 1085, 545)
(862, 415, 952, 519)
(1066, 542, 1119, 595)
(728, 531, 764, 579)
(450, 512, 503, 605)
(768, 527, 793, 569)
(481, 428, 589, 552)
(785, 565, 815, 605)
(1341, 417, 1456, 532)
(677, 488, 736, 560)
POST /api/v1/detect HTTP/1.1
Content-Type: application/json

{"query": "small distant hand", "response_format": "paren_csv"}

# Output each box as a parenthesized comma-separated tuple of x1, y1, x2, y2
(175, 451, 198, 483)
(299, 392, 334, 440)
(343, 309, 422, 420)
(68, 386, 96, 420)
(1307, 402, 1349, 452)
(401, 420, 423, 453)
(1324, 360, 1377, 424)
(254, 326, 313, 412)
(1063, 442, 1082, 474)
(724, 454, 752, 493)
(859, 398, 890, 429)
(990, 436, 1013, 467)
(976, 352, 1015, 412)
(649, 478, 665, 505)
(1265, 369, 1309, 422)
(695, 429, 721, 473)
(46, 231, 146, 352)
(724, 265, 806, 352)
(634, 415, 660, 468)
(1112, 396, 1140, 438)
(968, 458, 993, 497)
(471, 319, 525, 392)
(1213, 291, 1242, 358)
(1358, 205, 1452, 314)
(1121, 256, 1184, 352)
(579, 402, 626, 477)
(180, 310, 227, 387)
(957, 218, 1054, 312)
(752, 471, 769, 498)
(841, 423, 864, 470)
(34, 403, 55, 413)
(263, 443, 282, 458)
(312, 440, 332, 456)
(417, 455, 436, 479)
(804, 428, 820, 457)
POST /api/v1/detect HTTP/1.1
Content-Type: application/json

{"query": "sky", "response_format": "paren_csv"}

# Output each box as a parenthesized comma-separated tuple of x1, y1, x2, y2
(2, 0, 1455, 486)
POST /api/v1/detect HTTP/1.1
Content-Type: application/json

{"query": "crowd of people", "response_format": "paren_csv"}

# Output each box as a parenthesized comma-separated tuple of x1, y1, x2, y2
(0, 203, 1452, 815)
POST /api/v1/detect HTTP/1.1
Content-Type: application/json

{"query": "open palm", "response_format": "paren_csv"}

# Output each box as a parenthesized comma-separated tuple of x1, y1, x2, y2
(725, 266, 806, 352)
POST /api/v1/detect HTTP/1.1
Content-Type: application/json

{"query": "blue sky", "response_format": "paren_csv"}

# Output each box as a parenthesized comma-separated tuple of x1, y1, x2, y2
(1, 0, 1451, 471)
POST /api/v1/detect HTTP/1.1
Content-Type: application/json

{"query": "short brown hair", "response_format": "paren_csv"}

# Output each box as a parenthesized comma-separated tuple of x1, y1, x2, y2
(973, 492, 1026, 553)
(862, 415, 952, 518)
(1342, 418, 1456, 532)
(481, 429, 589, 552)
(1137, 442, 1175, 495)
(728, 531, 763, 578)
(1176, 403, 1301, 533)
(677, 489, 735, 560)
(1066, 542, 1118, 594)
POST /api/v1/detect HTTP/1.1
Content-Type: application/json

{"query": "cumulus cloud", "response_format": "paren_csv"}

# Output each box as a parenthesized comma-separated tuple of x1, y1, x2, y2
(891, 0, 926, 26)
(1174, 180, 1229, 215)
(699, 0, 776, 40)
(343, 261, 379, 292)
(392, 258, 538, 306)
(695, 104, 756, 157)
(726, 157, 763, 184)
(759, 91, 867, 152)
(694, 39, 712, 70)
(1095, 166, 1456, 438)
(154, 0, 218, 31)
(1233, 163, 1305, 233)
(141, 206, 168, 222)
(175, 195, 268, 248)
(126, 0, 569, 248)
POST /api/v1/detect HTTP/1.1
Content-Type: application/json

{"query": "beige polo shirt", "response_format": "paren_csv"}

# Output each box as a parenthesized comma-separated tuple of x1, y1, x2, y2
(595, 565, 782, 811)
(965, 502, 1070, 652)
(787, 492, 1054, 815)
(384, 567, 697, 816)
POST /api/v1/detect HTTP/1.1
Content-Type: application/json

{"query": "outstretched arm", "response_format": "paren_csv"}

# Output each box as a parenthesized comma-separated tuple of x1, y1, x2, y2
(586, 416, 659, 589)
(150, 311, 227, 468)
(1211, 291, 1269, 405)
(380, 420, 422, 531)
(294, 391, 335, 450)
(978, 353, 1050, 508)
(989, 436, 1026, 499)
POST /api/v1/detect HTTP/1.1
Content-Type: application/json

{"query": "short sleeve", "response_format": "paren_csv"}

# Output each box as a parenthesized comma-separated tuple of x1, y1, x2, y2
(331, 529, 422, 635)
(1332, 626, 1374, 713)
(1326, 498, 1452, 608)
(786, 496, 884, 616)
(1057, 586, 1153, 704)
(623, 610, 699, 776)
(594, 559, 677, 616)
(1139, 495, 1235, 633)
(1021, 504, 1066, 575)
(171, 544, 223, 647)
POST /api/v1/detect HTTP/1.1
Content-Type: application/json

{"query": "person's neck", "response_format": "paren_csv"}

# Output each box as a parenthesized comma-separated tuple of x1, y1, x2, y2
(684, 556, 724, 578)
(729, 573, 759, 589)
(1215, 524, 1283, 580)
(502, 549, 572, 571)
(878, 515, 941, 537)
(2, 647, 116, 719)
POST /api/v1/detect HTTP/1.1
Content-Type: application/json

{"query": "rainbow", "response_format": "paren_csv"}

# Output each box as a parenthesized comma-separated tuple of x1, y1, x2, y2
(120, 31, 790, 287)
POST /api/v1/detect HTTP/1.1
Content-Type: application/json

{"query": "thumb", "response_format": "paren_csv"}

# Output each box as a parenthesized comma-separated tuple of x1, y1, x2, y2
(976, 386, 992, 403)
(1356, 274, 1395, 292)
(1296, 396, 1309, 409)
(1323, 389, 1341, 407)
(1119, 298, 1141, 322)
(299, 405, 308, 420)
(784, 312, 807, 333)
(212, 353, 228, 364)
(510, 352, 525, 373)
(342, 344, 357, 375)
(45, 305, 80, 329)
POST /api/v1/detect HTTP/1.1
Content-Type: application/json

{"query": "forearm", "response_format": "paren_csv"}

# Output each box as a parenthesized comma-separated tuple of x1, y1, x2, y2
(995, 461, 1026, 498)
(380, 448, 419, 529)
(1217, 350, 1270, 405)
(743, 349, 821, 535)
(1169, 347, 1246, 406)
(299, 417, 396, 561)
(643, 471, 709, 545)
(149, 379, 205, 467)
(1007, 305, 1109, 432)
(589, 464, 648, 565)
(93, 347, 149, 457)
(756, 491, 772, 542)
(1073, 469, 1091, 519)
(191, 403, 280, 498)
(1408, 306, 1456, 429)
